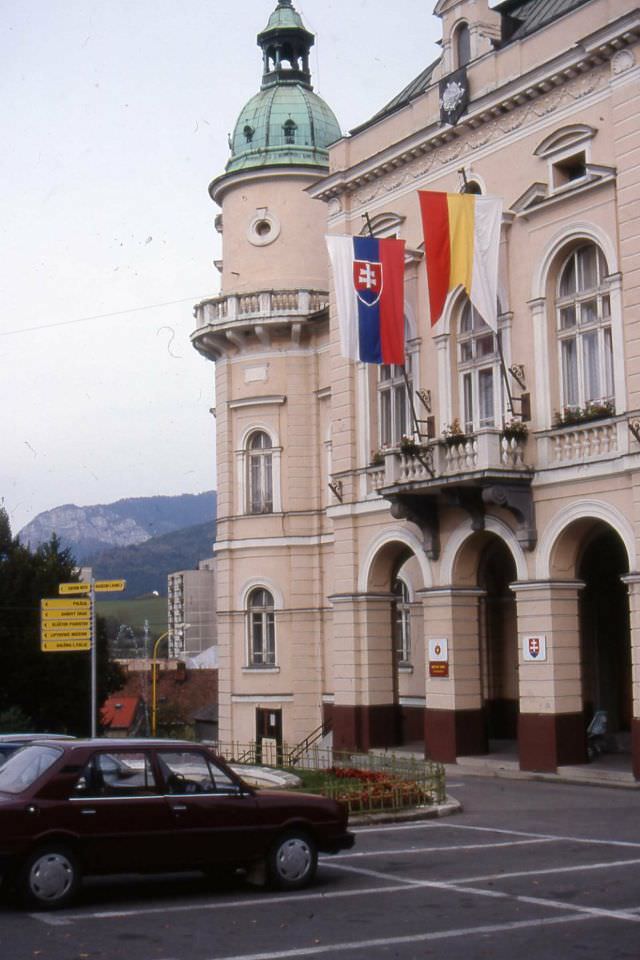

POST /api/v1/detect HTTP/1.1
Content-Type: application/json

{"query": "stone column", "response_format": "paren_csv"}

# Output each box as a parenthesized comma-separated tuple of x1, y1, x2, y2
(419, 587, 486, 763)
(511, 580, 586, 772)
(329, 593, 396, 752)
(621, 574, 640, 780)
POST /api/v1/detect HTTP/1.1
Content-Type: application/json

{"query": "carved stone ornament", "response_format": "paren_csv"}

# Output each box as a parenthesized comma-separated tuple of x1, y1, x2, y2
(612, 49, 635, 75)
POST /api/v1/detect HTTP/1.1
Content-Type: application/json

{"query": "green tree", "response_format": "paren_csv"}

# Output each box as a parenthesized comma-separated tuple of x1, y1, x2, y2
(0, 508, 124, 735)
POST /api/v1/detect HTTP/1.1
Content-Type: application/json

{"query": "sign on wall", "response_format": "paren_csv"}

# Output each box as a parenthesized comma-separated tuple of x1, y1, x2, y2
(428, 638, 449, 678)
(523, 634, 547, 662)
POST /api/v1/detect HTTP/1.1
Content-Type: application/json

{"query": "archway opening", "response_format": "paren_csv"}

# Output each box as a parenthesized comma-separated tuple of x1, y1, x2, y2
(478, 537, 518, 746)
(578, 527, 631, 750)
(367, 540, 425, 750)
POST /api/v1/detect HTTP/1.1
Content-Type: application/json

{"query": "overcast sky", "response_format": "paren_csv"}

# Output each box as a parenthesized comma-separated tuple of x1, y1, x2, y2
(1, 0, 441, 534)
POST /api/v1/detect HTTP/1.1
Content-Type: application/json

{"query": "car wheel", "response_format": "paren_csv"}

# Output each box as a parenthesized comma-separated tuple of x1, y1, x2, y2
(18, 845, 80, 910)
(267, 831, 317, 890)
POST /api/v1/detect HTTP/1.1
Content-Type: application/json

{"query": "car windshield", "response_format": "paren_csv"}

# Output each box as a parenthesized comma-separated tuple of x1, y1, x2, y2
(0, 745, 62, 794)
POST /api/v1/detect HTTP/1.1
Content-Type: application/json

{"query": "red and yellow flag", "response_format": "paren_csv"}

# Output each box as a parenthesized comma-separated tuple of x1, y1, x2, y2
(419, 191, 502, 331)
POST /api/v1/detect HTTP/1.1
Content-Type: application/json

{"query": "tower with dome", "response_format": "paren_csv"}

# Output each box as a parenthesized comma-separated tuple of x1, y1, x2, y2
(192, 1, 341, 749)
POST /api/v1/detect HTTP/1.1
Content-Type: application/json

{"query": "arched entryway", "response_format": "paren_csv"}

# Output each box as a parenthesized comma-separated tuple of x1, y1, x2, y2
(578, 527, 631, 751)
(329, 531, 429, 754)
(478, 537, 518, 746)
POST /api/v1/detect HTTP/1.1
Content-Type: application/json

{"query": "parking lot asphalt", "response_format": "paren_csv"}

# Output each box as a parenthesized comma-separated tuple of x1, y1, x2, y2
(2, 773, 640, 960)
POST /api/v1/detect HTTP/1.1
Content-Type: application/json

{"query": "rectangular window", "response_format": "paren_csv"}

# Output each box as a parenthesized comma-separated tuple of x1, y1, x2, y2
(582, 331, 601, 402)
(463, 373, 473, 434)
(378, 363, 411, 447)
(478, 369, 495, 427)
(604, 328, 614, 400)
(562, 339, 578, 407)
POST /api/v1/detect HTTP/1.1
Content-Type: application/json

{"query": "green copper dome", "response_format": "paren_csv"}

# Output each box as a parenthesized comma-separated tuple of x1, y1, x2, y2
(225, 0, 341, 175)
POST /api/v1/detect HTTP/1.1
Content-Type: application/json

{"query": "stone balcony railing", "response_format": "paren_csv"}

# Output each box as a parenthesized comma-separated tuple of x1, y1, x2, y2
(192, 288, 330, 360)
(367, 430, 531, 494)
(193, 289, 329, 329)
(535, 414, 630, 468)
(365, 416, 636, 497)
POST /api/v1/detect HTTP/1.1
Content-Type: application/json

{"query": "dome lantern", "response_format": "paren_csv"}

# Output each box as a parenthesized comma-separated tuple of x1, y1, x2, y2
(258, 0, 315, 90)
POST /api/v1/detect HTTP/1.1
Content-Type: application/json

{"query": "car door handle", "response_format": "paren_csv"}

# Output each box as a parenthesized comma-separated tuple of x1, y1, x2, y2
(81, 808, 97, 815)
(171, 804, 188, 813)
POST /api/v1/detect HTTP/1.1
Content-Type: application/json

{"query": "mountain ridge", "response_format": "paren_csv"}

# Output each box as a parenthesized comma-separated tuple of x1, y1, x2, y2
(18, 491, 216, 562)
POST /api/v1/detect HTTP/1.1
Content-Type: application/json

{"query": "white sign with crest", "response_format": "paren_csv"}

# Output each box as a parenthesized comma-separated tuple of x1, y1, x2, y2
(523, 634, 547, 662)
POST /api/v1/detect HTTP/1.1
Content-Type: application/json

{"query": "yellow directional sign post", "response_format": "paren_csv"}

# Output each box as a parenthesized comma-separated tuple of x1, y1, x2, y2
(42, 597, 91, 613)
(42, 639, 92, 653)
(45, 577, 126, 736)
(59, 582, 91, 595)
(42, 609, 92, 623)
(94, 580, 126, 593)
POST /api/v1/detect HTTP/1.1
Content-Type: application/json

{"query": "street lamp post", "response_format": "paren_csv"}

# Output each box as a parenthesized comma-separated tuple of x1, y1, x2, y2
(150, 623, 190, 737)
(150, 631, 168, 738)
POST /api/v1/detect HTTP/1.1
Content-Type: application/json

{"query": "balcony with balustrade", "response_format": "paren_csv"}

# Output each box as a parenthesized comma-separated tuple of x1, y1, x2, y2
(363, 412, 639, 560)
(191, 289, 329, 360)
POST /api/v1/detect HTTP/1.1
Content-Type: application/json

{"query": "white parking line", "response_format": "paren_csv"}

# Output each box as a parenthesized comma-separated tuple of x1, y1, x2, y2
(454, 857, 640, 885)
(197, 914, 591, 960)
(326, 860, 640, 923)
(355, 820, 640, 849)
(331, 838, 554, 859)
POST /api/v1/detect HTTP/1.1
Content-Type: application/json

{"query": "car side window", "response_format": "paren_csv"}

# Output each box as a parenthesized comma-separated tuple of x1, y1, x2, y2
(74, 752, 157, 797)
(158, 751, 237, 795)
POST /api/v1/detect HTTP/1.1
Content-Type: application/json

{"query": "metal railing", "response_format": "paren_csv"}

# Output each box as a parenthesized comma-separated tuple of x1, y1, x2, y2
(214, 741, 447, 812)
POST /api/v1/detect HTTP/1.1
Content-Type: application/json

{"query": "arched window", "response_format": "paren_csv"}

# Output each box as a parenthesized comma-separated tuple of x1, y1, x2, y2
(283, 119, 297, 145)
(556, 244, 613, 411)
(392, 578, 411, 664)
(247, 588, 275, 666)
(458, 300, 501, 432)
(455, 22, 471, 68)
(247, 431, 273, 514)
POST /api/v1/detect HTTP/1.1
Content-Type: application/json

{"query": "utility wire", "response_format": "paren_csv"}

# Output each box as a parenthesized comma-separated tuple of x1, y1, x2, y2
(0, 295, 212, 337)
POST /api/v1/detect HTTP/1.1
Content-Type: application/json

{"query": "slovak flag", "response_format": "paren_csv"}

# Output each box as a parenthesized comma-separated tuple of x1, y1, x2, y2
(326, 235, 405, 364)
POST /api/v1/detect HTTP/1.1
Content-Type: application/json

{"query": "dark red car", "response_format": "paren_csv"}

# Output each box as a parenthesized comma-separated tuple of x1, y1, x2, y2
(0, 738, 354, 909)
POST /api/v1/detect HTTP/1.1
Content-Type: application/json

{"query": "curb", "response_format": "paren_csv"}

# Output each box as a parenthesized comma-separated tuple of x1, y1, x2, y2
(444, 763, 640, 790)
(349, 796, 462, 825)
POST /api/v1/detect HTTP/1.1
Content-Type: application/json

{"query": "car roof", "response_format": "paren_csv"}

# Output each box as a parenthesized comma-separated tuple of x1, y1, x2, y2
(0, 733, 75, 742)
(48, 738, 211, 750)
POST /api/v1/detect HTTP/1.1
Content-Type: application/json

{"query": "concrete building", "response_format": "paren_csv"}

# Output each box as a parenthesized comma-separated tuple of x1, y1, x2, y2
(192, 0, 640, 778)
(167, 558, 217, 660)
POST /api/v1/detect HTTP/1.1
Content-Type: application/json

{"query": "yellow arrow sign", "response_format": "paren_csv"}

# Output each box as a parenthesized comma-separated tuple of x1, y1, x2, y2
(42, 639, 91, 653)
(42, 598, 91, 612)
(93, 580, 126, 593)
(59, 582, 91, 595)
(41, 626, 92, 641)
(41, 609, 92, 623)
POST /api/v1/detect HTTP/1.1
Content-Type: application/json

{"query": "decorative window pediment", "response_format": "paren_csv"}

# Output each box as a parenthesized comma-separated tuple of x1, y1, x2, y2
(359, 212, 406, 238)
(534, 125, 597, 159)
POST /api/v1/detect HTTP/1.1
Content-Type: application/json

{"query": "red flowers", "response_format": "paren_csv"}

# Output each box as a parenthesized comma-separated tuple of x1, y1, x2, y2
(327, 766, 431, 813)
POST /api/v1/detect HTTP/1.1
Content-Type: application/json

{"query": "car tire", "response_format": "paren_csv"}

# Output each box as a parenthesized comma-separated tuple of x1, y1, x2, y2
(18, 845, 80, 910)
(267, 831, 317, 891)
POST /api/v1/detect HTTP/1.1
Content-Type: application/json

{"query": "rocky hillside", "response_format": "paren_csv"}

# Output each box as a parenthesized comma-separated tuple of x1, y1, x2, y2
(18, 492, 216, 562)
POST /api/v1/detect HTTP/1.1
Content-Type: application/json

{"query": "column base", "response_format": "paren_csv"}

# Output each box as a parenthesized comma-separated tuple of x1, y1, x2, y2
(331, 704, 398, 752)
(424, 707, 486, 763)
(632, 719, 640, 781)
(518, 712, 586, 772)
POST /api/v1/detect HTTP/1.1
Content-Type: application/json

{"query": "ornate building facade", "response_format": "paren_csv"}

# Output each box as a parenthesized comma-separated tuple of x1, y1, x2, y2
(193, 0, 640, 777)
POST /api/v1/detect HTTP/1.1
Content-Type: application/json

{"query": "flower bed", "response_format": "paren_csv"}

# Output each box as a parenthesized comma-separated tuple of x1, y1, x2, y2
(327, 765, 433, 813)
